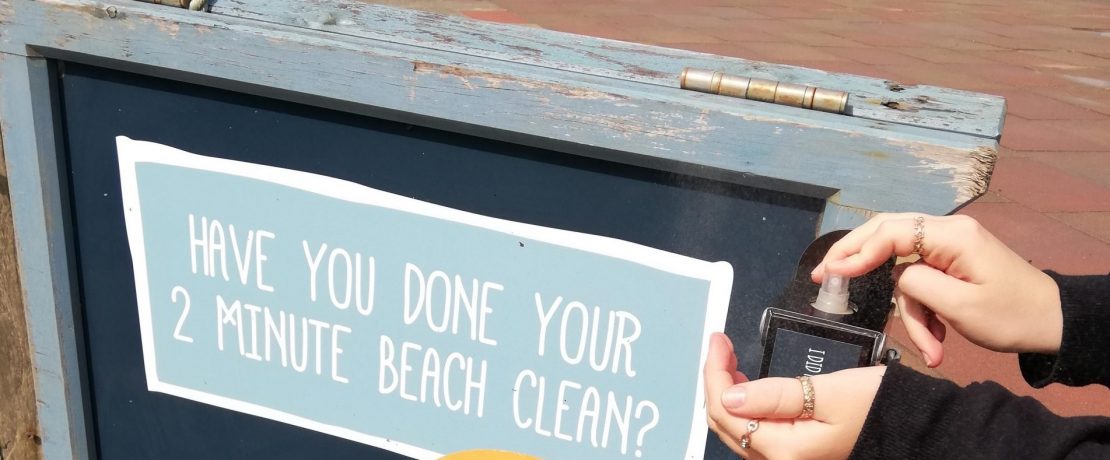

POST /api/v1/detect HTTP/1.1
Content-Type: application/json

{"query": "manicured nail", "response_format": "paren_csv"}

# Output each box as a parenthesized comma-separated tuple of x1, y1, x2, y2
(722, 387, 746, 409)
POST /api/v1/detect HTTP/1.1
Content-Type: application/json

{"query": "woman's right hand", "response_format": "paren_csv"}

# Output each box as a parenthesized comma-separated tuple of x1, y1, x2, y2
(812, 213, 1063, 367)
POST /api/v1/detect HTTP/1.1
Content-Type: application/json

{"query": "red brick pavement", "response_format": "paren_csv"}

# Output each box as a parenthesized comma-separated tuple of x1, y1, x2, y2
(387, 0, 1110, 416)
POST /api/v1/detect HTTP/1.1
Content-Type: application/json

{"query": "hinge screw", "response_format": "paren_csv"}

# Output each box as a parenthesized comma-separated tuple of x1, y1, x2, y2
(106, 6, 119, 18)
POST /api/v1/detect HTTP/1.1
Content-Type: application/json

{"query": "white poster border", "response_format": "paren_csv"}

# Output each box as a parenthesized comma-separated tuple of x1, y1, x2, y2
(117, 136, 733, 459)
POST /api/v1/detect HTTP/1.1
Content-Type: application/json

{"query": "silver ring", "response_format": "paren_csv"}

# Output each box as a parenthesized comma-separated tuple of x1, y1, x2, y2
(911, 216, 925, 255)
(739, 419, 760, 449)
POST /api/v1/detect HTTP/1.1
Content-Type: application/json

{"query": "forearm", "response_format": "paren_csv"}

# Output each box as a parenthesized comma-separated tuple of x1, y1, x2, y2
(850, 363, 1110, 459)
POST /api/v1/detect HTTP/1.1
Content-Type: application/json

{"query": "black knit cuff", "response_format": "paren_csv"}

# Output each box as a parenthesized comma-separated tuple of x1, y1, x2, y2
(849, 363, 957, 459)
(1019, 272, 1110, 388)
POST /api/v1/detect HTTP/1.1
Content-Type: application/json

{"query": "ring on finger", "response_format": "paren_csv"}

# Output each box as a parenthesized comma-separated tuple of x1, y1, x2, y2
(911, 216, 926, 255)
(739, 419, 760, 449)
(797, 375, 815, 419)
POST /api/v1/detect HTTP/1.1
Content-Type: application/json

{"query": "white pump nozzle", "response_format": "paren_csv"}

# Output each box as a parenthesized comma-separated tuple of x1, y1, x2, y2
(812, 273, 852, 314)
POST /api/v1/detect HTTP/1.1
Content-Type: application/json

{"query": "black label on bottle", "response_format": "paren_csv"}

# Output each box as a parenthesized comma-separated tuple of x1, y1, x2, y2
(766, 329, 863, 377)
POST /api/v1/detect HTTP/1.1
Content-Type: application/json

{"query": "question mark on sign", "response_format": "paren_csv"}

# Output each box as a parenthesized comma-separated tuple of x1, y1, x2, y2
(634, 400, 660, 458)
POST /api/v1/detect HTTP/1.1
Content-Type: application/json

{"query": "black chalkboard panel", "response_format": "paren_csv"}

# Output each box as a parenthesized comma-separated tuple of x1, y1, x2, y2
(56, 61, 821, 459)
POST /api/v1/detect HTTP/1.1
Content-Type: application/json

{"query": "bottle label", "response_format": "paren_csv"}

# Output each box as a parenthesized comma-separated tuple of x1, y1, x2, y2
(766, 329, 863, 377)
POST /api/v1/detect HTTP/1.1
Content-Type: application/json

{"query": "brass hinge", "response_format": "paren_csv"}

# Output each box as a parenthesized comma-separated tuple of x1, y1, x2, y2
(680, 68, 849, 115)
(134, 0, 208, 11)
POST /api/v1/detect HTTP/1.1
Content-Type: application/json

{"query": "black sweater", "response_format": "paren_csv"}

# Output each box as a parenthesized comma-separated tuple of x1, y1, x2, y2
(849, 273, 1110, 459)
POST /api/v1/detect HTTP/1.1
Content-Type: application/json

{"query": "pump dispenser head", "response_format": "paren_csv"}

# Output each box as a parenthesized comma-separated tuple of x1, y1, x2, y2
(812, 274, 852, 314)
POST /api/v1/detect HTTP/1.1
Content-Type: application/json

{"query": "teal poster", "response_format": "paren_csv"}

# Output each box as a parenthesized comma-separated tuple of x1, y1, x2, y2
(117, 137, 733, 459)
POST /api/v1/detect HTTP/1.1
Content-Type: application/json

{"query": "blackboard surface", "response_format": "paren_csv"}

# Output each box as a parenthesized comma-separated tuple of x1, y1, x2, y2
(57, 62, 821, 459)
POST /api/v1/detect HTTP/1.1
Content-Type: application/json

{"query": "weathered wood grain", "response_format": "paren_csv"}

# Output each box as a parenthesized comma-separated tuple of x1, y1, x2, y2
(0, 53, 90, 460)
(0, 0, 997, 228)
(214, 0, 1006, 140)
(0, 131, 42, 460)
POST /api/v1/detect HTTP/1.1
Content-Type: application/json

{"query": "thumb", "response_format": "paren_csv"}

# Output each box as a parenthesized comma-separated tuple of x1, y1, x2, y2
(720, 376, 812, 421)
(722, 368, 887, 427)
(704, 333, 746, 412)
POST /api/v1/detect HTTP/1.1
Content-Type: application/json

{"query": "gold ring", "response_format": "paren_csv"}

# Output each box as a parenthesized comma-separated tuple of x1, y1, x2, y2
(797, 375, 815, 419)
(912, 216, 925, 255)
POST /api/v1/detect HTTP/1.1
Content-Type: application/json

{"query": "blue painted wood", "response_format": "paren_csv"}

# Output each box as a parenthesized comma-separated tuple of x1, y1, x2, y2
(215, 0, 1006, 140)
(0, 54, 91, 460)
(0, 0, 1002, 455)
(0, 0, 998, 231)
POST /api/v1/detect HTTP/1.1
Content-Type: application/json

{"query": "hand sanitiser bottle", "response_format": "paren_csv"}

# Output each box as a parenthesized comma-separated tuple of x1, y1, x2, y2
(757, 270, 897, 380)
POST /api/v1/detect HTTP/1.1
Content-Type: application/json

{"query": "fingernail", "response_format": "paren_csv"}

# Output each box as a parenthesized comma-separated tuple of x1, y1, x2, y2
(922, 351, 933, 367)
(722, 387, 746, 409)
(810, 264, 821, 276)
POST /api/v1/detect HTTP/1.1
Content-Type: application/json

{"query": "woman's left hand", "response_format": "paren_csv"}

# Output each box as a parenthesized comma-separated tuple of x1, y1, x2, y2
(704, 333, 886, 460)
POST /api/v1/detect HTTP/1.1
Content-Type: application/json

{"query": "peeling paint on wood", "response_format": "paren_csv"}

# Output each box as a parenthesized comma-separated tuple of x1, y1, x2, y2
(213, 0, 1006, 140)
(0, 53, 90, 460)
(0, 132, 43, 460)
(899, 141, 996, 205)
(0, 0, 1000, 218)
(411, 61, 628, 101)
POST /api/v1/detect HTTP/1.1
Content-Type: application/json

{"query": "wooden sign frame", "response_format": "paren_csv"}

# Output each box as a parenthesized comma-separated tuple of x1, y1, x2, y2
(0, 1, 1002, 458)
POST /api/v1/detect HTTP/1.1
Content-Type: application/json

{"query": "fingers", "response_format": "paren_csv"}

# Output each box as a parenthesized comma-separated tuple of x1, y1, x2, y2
(725, 334, 748, 385)
(704, 334, 772, 459)
(705, 332, 747, 387)
(895, 262, 977, 321)
(812, 213, 923, 282)
(710, 363, 887, 459)
(894, 287, 945, 367)
(704, 333, 750, 436)
(813, 213, 983, 283)
(703, 333, 733, 429)
(704, 333, 739, 400)
(823, 218, 923, 277)
(819, 214, 900, 262)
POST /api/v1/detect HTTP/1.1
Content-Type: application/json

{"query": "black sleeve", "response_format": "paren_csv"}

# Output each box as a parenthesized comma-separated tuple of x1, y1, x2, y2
(849, 363, 1110, 459)
(1020, 272, 1110, 388)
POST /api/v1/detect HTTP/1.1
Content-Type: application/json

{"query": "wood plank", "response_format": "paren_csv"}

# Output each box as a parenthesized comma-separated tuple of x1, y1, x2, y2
(0, 0, 997, 226)
(0, 53, 90, 460)
(214, 0, 1006, 140)
(0, 131, 42, 460)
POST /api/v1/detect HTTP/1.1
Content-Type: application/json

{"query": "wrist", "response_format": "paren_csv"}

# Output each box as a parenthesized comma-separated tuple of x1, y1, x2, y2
(1026, 272, 1062, 355)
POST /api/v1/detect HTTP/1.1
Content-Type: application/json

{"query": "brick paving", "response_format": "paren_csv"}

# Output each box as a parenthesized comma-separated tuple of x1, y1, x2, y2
(381, 0, 1110, 416)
